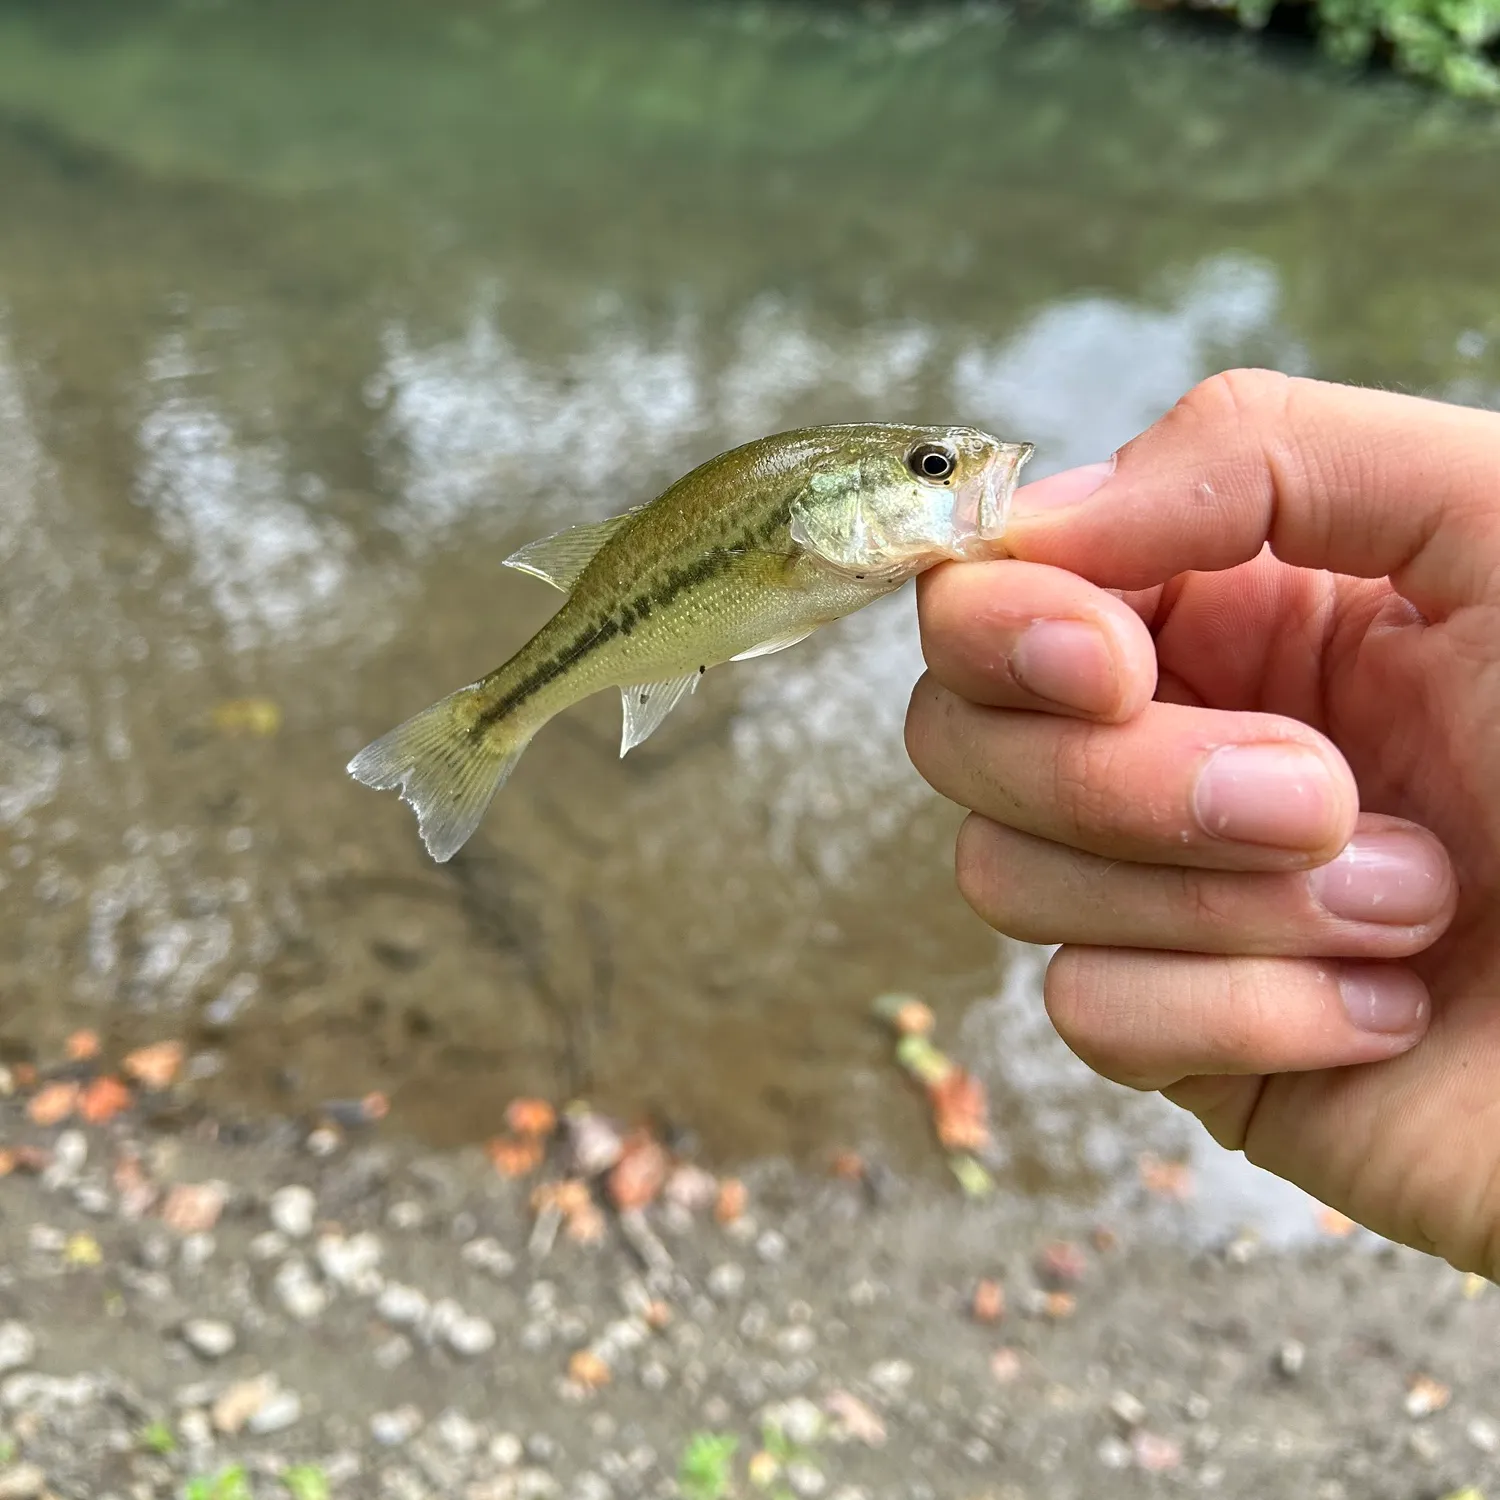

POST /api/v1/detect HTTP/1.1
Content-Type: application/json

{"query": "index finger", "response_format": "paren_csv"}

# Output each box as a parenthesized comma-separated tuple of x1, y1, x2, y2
(1003, 370, 1500, 617)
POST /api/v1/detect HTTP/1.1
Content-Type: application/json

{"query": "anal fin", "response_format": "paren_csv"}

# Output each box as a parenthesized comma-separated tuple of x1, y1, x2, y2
(619, 671, 700, 755)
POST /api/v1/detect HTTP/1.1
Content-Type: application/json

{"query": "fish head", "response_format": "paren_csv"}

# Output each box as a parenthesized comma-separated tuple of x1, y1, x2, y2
(789, 425, 1034, 580)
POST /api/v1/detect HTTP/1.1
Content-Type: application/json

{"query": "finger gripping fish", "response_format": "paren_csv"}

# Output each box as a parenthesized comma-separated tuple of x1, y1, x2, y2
(348, 423, 1033, 861)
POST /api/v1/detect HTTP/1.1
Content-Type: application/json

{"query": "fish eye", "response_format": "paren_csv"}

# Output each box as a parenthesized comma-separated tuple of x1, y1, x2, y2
(907, 443, 957, 484)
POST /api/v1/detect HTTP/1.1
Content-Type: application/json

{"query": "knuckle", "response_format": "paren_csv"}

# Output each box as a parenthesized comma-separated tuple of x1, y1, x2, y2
(1177, 869, 1241, 933)
(1178, 367, 1295, 433)
(1051, 728, 1132, 843)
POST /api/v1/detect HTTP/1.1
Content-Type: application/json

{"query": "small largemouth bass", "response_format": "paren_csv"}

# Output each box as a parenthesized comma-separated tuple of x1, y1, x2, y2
(349, 423, 1032, 860)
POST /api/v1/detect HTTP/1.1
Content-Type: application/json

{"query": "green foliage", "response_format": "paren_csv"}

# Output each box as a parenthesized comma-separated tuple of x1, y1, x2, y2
(138, 1421, 177, 1455)
(1091, 0, 1500, 97)
(281, 1467, 331, 1500)
(679, 1432, 740, 1500)
(183, 1468, 252, 1500)
(0, 1437, 14, 1466)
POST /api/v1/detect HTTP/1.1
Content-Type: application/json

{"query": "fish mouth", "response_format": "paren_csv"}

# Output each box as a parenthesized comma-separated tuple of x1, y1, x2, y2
(953, 440, 1034, 559)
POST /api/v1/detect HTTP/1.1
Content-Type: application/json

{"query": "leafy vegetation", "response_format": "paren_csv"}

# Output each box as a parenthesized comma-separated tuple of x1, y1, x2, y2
(138, 1421, 177, 1456)
(678, 1432, 740, 1500)
(281, 1466, 331, 1500)
(1092, 0, 1500, 99)
(183, 1468, 252, 1500)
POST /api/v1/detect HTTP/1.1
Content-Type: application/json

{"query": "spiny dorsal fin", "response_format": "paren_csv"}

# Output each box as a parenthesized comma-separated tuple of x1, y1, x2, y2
(619, 671, 700, 755)
(502, 510, 638, 592)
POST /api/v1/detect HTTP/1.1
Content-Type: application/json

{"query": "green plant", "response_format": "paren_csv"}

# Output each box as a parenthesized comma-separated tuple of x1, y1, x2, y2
(282, 1466, 330, 1500)
(183, 1467, 252, 1500)
(0, 1437, 14, 1465)
(139, 1421, 177, 1455)
(1091, 0, 1500, 99)
(678, 1432, 739, 1500)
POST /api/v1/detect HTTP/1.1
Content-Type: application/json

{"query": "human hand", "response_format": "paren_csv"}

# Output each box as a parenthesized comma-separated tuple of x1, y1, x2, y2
(906, 370, 1500, 1275)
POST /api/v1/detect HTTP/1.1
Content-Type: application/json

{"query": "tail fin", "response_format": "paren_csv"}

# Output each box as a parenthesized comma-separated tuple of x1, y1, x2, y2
(346, 686, 529, 863)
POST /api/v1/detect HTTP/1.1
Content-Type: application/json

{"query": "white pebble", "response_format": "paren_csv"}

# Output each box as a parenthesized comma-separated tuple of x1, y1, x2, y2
(1274, 1340, 1306, 1378)
(269, 1185, 317, 1239)
(446, 1313, 497, 1358)
(756, 1231, 788, 1264)
(461, 1237, 516, 1278)
(707, 1263, 746, 1300)
(766, 1397, 824, 1447)
(386, 1200, 425, 1231)
(572, 1473, 612, 1500)
(490, 1433, 524, 1468)
(371, 1405, 424, 1445)
(180, 1319, 237, 1360)
(776, 1325, 816, 1358)
(0, 1324, 36, 1375)
(1467, 1415, 1500, 1453)
(433, 1408, 480, 1456)
(374, 1335, 412, 1370)
(868, 1359, 913, 1396)
(247, 1387, 302, 1434)
(249, 1231, 289, 1262)
(377, 1283, 429, 1328)
(0, 1462, 47, 1498)
(786, 1461, 826, 1498)
(273, 1259, 328, 1322)
(1097, 1436, 1132, 1469)
(1109, 1391, 1147, 1430)
(317, 1231, 383, 1291)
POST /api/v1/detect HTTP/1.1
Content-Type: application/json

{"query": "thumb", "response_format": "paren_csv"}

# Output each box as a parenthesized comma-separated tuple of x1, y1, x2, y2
(1003, 369, 1500, 617)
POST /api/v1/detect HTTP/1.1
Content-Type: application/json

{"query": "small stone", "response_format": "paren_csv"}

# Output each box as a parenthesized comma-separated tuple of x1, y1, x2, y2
(572, 1473, 611, 1500)
(786, 1461, 826, 1498)
(247, 1387, 302, 1434)
(179, 1233, 217, 1272)
(179, 1408, 213, 1448)
(374, 1335, 412, 1370)
(516, 1470, 560, 1499)
(1184, 1394, 1212, 1421)
(0, 1324, 36, 1375)
(707, 1263, 745, 1300)
(1097, 1436, 1132, 1470)
(445, 1313, 496, 1358)
(180, 1319, 237, 1360)
(1466, 1415, 1500, 1453)
(161, 1182, 226, 1235)
(269, 1185, 317, 1239)
(317, 1231, 384, 1291)
(1274, 1340, 1306, 1378)
(1405, 1374, 1451, 1419)
(756, 1231, 788, 1264)
(1407, 1427, 1442, 1462)
(250, 1231, 289, 1262)
(869, 1359, 914, 1397)
(526, 1434, 559, 1464)
(490, 1433, 524, 1468)
(639, 1361, 669, 1392)
(306, 1126, 340, 1157)
(767, 1398, 824, 1447)
(212, 1375, 278, 1435)
(371, 1406, 424, 1445)
(73, 1182, 113, 1216)
(461, 1238, 516, 1278)
(1130, 1431, 1182, 1472)
(387, 1200, 425, 1231)
(1109, 1391, 1147, 1431)
(378, 1283, 430, 1328)
(0, 1464, 46, 1498)
(776, 1326, 816, 1358)
(433, 1409, 480, 1457)
(823, 1390, 885, 1447)
(273, 1259, 329, 1321)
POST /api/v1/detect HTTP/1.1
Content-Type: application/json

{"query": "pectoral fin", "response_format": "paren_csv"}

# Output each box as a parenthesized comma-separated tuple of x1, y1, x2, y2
(619, 671, 700, 755)
(731, 631, 813, 661)
(502, 510, 638, 591)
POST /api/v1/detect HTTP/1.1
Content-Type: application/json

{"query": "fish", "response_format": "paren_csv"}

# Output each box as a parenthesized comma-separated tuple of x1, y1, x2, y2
(347, 423, 1033, 861)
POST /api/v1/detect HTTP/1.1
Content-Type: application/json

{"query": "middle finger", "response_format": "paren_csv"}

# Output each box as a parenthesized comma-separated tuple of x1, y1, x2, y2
(905, 679, 1358, 871)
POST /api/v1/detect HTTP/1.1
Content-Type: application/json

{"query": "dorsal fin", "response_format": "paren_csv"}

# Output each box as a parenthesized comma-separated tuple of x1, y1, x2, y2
(501, 510, 638, 592)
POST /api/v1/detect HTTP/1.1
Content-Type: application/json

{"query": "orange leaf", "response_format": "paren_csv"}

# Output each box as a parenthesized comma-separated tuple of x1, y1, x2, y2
(505, 1097, 557, 1139)
(161, 1182, 226, 1234)
(568, 1350, 611, 1389)
(27, 1080, 80, 1127)
(830, 1151, 865, 1182)
(0, 1148, 14, 1178)
(65, 1030, 101, 1062)
(715, 1177, 747, 1225)
(972, 1278, 1005, 1324)
(487, 1136, 543, 1178)
(608, 1135, 669, 1212)
(122, 1041, 184, 1091)
(1138, 1153, 1194, 1201)
(79, 1076, 132, 1125)
(564, 1205, 607, 1245)
(927, 1067, 991, 1153)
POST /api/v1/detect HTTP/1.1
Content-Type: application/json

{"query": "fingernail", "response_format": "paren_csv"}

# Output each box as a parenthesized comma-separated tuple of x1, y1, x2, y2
(1310, 830, 1448, 925)
(1011, 619, 1118, 715)
(1011, 458, 1116, 516)
(1192, 743, 1336, 850)
(1338, 964, 1429, 1035)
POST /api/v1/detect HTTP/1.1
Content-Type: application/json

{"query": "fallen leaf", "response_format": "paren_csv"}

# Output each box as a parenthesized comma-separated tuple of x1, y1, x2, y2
(830, 1151, 865, 1182)
(113, 1153, 158, 1219)
(1042, 1291, 1076, 1320)
(160, 1182, 226, 1235)
(824, 1389, 886, 1447)
(361, 1091, 389, 1121)
(1131, 1431, 1182, 1472)
(27, 1080, 80, 1127)
(0, 1149, 13, 1178)
(644, 1300, 673, 1330)
(927, 1067, 991, 1153)
(972, 1279, 1005, 1324)
(212, 698, 281, 736)
(213, 1375, 278, 1434)
(63, 1232, 103, 1267)
(564, 1205, 607, 1245)
(122, 1041, 184, 1091)
(1138, 1153, 1194, 1201)
(568, 1350, 611, 1389)
(505, 1098, 557, 1139)
(1036, 1240, 1088, 1288)
(80, 1076, 132, 1125)
(1317, 1205, 1357, 1238)
(65, 1030, 101, 1062)
(893, 1000, 935, 1037)
(715, 1177, 747, 1225)
(487, 1136, 543, 1178)
(608, 1135, 669, 1212)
